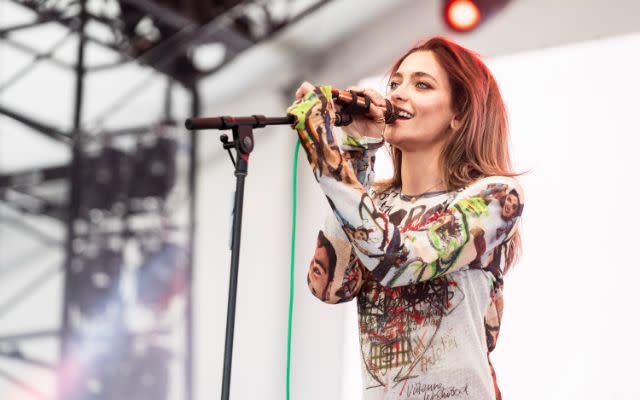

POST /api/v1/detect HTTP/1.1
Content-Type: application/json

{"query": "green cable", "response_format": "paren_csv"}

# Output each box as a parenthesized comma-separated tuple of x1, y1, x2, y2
(286, 140, 301, 400)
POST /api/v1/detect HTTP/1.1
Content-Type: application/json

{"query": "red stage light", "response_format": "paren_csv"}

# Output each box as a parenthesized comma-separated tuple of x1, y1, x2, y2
(444, 0, 482, 32)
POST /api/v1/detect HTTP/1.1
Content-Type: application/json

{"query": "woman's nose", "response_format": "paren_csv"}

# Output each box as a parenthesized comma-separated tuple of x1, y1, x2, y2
(390, 86, 408, 102)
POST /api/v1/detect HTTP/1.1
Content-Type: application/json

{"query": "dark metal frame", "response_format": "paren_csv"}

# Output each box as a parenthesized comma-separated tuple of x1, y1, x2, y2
(0, 1, 199, 398)
(0, 0, 334, 398)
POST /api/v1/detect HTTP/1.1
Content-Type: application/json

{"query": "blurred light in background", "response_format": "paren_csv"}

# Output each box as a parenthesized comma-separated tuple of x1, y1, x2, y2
(443, 0, 511, 32)
(444, 0, 481, 32)
(136, 240, 187, 313)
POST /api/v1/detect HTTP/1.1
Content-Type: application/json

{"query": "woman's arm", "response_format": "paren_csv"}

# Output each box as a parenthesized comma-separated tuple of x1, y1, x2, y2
(289, 86, 525, 288)
(305, 106, 384, 303)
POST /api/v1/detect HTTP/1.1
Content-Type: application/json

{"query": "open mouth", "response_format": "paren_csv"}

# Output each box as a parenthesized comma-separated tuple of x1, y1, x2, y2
(396, 110, 414, 120)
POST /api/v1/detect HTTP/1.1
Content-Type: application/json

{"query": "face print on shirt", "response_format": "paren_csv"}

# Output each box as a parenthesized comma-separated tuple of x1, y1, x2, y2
(500, 190, 521, 220)
(308, 231, 337, 302)
(308, 230, 365, 304)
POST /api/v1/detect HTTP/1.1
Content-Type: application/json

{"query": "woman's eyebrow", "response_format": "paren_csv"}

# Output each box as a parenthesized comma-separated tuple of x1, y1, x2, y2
(392, 71, 438, 83)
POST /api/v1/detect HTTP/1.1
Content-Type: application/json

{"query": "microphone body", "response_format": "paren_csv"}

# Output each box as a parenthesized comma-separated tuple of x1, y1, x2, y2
(330, 89, 398, 126)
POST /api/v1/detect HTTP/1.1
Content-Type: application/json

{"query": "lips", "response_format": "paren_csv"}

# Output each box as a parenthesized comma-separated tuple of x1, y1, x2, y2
(391, 104, 414, 120)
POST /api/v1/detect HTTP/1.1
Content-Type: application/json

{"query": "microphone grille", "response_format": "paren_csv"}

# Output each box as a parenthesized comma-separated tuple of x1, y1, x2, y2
(384, 99, 399, 124)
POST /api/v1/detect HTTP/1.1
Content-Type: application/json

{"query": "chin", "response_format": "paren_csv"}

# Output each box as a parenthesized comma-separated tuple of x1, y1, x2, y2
(383, 127, 405, 147)
(388, 127, 447, 151)
(386, 139, 414, 153)
(385, 131, 422, 152)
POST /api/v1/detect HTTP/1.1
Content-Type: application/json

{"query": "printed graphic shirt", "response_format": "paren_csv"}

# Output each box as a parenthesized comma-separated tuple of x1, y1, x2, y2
(288, 86, 524, 400)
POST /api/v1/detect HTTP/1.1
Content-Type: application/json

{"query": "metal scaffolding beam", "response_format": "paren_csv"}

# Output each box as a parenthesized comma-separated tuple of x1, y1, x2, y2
(0, 104, 72, 144)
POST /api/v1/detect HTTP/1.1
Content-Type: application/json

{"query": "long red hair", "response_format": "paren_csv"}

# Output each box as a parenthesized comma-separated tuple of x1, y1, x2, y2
(375, 36, 526, 272)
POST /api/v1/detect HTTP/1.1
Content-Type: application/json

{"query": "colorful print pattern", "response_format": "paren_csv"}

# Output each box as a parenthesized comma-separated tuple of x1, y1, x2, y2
(289, 86, 524, 399)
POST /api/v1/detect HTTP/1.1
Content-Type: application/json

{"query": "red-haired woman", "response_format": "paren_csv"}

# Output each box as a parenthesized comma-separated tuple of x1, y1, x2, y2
(288, 36, 525, 400)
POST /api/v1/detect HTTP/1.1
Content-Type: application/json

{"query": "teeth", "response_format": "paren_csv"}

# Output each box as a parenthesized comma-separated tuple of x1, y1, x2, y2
(398, 110, 413, 119)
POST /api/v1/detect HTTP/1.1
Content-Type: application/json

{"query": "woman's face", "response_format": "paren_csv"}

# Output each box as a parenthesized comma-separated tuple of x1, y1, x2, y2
(308, 243, 330, 299)
(502, 193, 519, 219)
(384, 51, 458, 152)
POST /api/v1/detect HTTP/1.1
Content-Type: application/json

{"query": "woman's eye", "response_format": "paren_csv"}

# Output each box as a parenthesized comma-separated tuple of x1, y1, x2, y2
(416, 82, 431, 89)
(388, 81, 400, 90)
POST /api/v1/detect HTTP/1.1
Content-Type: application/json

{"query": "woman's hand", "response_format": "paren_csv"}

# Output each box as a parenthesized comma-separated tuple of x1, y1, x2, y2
(339, 86, 387, 140)
(293, 81, 319, 101)
(293, 82, 387, 140)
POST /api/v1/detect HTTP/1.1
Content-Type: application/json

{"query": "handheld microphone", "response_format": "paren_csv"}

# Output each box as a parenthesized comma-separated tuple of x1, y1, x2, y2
(330, 89, 398, 126)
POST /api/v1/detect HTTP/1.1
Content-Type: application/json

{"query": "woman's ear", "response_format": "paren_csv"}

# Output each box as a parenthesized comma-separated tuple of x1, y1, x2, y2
(450, 116, 462, 131)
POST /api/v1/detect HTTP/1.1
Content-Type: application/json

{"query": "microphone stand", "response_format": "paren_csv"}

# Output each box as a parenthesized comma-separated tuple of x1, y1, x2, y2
(185, 89, 393, 399)
(185, 114, 294, 400)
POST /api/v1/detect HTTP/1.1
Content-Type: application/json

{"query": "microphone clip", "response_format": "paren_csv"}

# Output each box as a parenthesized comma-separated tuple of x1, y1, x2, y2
(338, 90, 371, 116)
(331, 89, 398, 126)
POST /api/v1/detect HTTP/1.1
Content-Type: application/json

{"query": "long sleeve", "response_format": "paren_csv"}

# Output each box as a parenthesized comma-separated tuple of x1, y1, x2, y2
(302, 90, 384, 303)
(289, 86, 524, 288)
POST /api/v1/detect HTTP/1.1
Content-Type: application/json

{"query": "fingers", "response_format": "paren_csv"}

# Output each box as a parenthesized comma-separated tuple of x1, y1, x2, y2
(345, 86, 386, 107)
(295, 81, 316, 100)
(345, 86, 386, 122)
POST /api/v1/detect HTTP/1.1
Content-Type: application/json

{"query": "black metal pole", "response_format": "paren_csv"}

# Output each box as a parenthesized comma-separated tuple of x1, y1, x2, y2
(186, 82, 200, 400)
(220, 124, 254, 400)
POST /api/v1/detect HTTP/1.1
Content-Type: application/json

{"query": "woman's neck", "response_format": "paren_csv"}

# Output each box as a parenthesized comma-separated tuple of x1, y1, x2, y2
(400, 145, 446, 196)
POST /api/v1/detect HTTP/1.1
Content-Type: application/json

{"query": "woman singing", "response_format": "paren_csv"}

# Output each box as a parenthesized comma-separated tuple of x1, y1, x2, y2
(288, 36, 525, 400)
